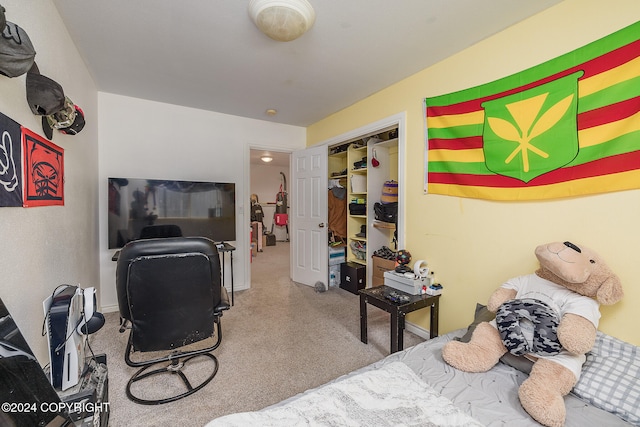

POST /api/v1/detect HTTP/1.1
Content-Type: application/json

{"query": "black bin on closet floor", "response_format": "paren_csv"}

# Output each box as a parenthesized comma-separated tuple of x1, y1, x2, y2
(340, 262, 366, 295)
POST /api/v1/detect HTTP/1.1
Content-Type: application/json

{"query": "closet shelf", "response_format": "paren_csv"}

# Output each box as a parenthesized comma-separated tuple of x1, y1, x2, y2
(329, 150, 347, 158)
(373, 220, 396, 230)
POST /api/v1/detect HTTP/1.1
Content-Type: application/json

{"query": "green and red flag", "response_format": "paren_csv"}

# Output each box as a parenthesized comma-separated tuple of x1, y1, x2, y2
(425, 21, 640, 201)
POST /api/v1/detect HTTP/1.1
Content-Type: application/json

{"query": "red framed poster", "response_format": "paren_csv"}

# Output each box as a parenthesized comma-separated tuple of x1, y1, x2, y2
(22, 127, 64, 207)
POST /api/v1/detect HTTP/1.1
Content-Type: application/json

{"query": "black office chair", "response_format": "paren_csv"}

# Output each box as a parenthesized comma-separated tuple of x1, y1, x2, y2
(115, 237, 230, 404)
(139, 224, 183, 239)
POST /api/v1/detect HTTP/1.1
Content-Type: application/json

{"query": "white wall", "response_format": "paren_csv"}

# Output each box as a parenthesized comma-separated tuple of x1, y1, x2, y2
(0, 0, 99, 361)
(306, 0, 640, 344)
(98, 93, 305, 311)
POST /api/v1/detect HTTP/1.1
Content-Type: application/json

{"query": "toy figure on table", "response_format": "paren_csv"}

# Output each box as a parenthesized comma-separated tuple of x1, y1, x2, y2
(395, 249, 412, 274)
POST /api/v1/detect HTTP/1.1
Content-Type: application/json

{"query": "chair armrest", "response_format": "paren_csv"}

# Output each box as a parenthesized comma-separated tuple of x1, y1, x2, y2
(215, 286, 231, 313)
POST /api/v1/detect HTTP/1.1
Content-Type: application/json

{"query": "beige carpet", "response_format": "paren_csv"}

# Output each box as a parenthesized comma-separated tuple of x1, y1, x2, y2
(91, 242, 424, 427)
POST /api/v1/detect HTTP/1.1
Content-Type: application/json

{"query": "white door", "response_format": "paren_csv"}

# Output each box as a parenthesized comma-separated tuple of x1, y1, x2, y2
(291, 144, 328, 287)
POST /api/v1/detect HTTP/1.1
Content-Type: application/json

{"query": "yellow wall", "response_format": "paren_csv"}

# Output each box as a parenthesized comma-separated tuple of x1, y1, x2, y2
(307, 0, 640, 345)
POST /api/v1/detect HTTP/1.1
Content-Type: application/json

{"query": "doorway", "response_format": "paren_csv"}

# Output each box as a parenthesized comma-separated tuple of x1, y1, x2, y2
(249, 149, 291, 282)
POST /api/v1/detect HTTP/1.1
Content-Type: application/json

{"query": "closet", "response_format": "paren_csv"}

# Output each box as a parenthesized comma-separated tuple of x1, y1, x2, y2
(327, 126, 400, 291)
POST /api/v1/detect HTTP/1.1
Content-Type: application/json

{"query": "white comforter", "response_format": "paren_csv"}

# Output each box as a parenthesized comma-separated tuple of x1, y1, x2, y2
(206, 362, 484, 427)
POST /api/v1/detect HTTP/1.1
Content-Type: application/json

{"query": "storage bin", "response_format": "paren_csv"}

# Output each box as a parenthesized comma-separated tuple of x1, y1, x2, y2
(340, 262, 366, 295)
(381, 180, 398, 204)
(383, 270, 426, 295)
(329, 246, 346, 266)
(265, 233, 276, 246)
(350, 174, 366, 193)
(329, 264, 341, 287)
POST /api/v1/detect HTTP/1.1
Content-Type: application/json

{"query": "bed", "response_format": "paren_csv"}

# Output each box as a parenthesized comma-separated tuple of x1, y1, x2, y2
(206, 325, 639, 427)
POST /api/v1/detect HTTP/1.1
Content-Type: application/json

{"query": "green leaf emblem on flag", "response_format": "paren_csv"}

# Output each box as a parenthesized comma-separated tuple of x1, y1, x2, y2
(481, 71, 583, 182)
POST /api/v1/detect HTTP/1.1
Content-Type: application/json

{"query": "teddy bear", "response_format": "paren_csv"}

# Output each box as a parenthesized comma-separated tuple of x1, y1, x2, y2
(442, 241, 623, 427)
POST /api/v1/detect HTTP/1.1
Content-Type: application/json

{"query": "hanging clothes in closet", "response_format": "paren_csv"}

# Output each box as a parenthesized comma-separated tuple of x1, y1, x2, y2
(328, 180, 347, 244)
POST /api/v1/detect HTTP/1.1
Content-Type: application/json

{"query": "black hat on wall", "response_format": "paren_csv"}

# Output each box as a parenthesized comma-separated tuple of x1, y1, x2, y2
(0, 20, 36, 78)
(26, 62, 66, 116)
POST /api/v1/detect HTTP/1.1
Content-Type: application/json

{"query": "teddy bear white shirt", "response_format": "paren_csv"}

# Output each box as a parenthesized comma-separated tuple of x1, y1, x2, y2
(490, 273, 601, 379)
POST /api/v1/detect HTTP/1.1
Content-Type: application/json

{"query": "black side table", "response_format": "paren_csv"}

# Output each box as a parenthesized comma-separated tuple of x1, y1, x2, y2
(216, 242, 235, 306)
(359, 285, 440, 353)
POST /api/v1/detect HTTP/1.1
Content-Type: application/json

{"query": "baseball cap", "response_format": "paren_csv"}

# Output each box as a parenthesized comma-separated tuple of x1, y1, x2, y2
(26, 62, 66, 115)
(41, 115, 54, 139)
(42, 96, 86, 139)
(0, 20, 36, 77)
(60, 104, 85, 135)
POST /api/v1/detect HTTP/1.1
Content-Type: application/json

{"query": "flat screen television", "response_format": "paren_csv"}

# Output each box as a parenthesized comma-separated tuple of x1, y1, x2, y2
(108, 177, 236, 249)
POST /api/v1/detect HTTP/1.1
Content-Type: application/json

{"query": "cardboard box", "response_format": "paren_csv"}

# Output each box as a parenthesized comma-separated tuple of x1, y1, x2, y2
(372, 256, 395, 279)
(384, 270, 426, 295)
(261, 234, 277, 248)
(372, 276, 384, 287)
(251, 221, 263, 251)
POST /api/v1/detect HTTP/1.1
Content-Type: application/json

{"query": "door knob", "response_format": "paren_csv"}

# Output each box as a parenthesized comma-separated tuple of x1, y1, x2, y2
(319, 223, 325, 228)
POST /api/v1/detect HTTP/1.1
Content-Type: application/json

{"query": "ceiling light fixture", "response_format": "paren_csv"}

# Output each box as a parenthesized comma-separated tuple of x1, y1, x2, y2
(248, 0, 316, 42)
(261, 155, 274, 163)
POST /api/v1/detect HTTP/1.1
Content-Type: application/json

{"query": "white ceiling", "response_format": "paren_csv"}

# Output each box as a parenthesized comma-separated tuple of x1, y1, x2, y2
(52, 0, 561, 127)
